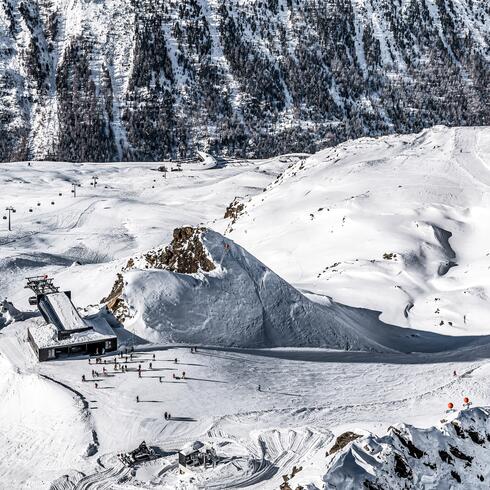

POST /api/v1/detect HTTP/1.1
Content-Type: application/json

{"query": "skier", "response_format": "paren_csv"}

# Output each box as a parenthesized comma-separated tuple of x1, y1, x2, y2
(136, 395, 139, 403)
(149, 362, 153, 370)
(174, 358, 178, 364)
(159, 377, 162, 383)
(82, 374, 86, 382)
(453, 370, 457, 377)
(258, 385, 261, 392)
(88, 358, 91, 364)
(152, 354, 155, 361)
(164, 411, 168, 420)
(95, 382, 98, 389)
(182, 371, 186, 379)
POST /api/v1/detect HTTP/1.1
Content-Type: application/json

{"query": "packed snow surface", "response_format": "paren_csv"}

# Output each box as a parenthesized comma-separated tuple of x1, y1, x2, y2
(0, 127, 490, 488)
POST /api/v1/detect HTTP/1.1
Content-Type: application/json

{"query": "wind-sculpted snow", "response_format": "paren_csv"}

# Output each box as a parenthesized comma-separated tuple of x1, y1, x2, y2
(110, 228, 385, 350)
(323, 407, 490, 489)
(223, 126, 490, 337)
(0, 0, 488, 161)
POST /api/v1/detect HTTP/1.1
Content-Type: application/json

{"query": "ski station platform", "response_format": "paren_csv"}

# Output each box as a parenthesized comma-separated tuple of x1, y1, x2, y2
(26, 276, 117, 361)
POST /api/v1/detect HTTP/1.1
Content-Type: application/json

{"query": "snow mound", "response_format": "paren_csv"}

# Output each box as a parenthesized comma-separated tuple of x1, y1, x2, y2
(324, 407, 490, 489)
(104, 227, 390, 350)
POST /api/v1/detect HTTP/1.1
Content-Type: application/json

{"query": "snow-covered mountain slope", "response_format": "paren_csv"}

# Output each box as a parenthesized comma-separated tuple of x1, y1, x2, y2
(221, 126, 490, 337)
(102, 225, 489, 353)
(2, 128, 490, 488)
(323, 407, 490, 489)
(0, 154, 296, 303)
(0, 0, 488, 162)
(110, 226, 379, 349)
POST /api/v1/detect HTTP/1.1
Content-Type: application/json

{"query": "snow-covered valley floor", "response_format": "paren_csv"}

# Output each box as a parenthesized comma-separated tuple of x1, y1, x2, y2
(1, 126, 490, 488)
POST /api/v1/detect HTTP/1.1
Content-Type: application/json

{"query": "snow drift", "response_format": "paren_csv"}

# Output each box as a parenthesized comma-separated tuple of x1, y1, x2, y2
(103, 226, 392, 350)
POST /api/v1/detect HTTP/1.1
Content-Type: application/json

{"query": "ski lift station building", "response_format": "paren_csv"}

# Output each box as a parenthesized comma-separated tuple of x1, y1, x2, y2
(26, 276, 117, 361)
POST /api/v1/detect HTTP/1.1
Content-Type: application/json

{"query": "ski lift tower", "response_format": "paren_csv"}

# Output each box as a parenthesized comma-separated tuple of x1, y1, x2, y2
(25, 275, 60, 305)
(4, 206, 16, 231)
(71, 182, 81, 197)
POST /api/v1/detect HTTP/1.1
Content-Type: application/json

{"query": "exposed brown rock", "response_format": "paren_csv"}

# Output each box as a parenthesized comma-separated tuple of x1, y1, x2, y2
(101, 273, 124, 307)
(100, 227, 215, 321)
(144, 226, 215, 274)
(224, 198, 245, 224)
(101, 273, 131, 323)
(329, 432, 362, 455)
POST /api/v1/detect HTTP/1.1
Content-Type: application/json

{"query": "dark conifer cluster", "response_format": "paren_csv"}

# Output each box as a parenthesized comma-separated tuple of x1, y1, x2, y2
(0, 0, 488, 162)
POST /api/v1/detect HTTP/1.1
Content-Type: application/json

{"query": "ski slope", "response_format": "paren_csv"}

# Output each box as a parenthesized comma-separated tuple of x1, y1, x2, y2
(0, 127, 490, 488)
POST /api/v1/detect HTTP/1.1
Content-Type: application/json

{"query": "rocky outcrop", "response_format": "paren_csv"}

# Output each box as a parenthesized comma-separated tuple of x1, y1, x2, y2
(100, 273, 130, 323)
(323, 407, 490, 489)
(142, 227, 215, 274)
(101, 227, 215, 322)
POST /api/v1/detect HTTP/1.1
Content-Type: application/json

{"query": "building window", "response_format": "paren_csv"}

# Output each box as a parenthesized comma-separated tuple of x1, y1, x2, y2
(105, 341, 112, 350)
(48, 349, 55, 358)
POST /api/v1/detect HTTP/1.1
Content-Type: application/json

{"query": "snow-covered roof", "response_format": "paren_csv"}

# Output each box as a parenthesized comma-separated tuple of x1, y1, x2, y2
(29, 319, 116, 349)
(179, 440, 207, 456)
(43, 292, 87, 331)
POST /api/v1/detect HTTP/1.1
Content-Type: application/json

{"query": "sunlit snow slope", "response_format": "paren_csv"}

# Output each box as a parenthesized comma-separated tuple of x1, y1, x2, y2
(221, 126, 490, 337)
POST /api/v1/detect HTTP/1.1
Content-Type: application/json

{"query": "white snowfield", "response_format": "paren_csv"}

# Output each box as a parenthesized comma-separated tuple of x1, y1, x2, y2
(0, 127, 490, 488)
(221, 125, 490, 337)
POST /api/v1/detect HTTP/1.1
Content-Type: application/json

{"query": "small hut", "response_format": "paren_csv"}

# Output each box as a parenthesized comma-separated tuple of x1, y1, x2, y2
(178, 441, 218, 473)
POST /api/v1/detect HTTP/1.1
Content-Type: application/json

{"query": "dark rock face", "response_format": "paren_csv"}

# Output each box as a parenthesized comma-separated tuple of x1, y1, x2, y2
(101, 273, 130, 323)
(394, 453, 413, 479)
(224, 198, 245, 224)
(1, 0, 488, 162)
(329, 431, 362, 455)
(150, 226, 216, 274)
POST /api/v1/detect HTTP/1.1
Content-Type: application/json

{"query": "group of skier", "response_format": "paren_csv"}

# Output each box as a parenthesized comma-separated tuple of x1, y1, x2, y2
(85, 349, 203, 418)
